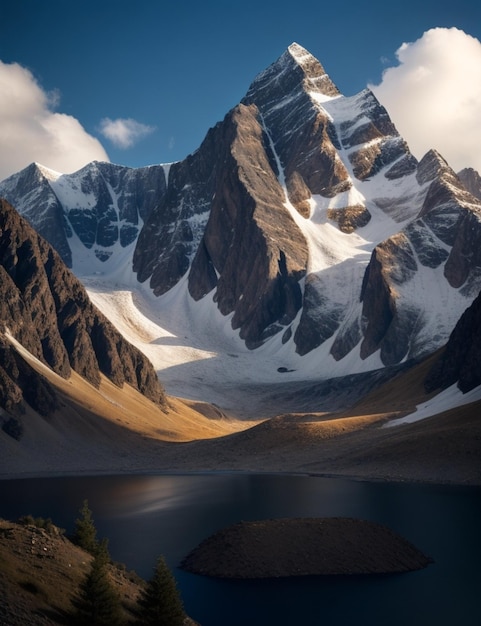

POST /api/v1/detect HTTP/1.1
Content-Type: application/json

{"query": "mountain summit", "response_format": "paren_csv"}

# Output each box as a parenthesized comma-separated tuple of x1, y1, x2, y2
(248, 42, 341, 101)
(2, 44, 481, 380)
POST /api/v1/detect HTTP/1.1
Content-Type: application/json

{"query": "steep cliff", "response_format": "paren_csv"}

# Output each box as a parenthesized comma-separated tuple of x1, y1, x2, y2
(425, 288, 481, 393)
(0, 199, 166, 420)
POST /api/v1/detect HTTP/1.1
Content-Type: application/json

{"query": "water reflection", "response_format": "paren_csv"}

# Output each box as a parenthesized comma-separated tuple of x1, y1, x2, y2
(103, 475, 217, 516)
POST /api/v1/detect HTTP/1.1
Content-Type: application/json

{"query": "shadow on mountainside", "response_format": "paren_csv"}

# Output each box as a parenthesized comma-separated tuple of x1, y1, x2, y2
(154, 356, 418, 420)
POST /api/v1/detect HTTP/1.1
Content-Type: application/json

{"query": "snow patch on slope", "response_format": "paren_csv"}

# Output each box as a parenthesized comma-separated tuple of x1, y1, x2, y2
(50, 172, 96, 209)
(69, 223, 140, 276)
(386, 384, 481, 427)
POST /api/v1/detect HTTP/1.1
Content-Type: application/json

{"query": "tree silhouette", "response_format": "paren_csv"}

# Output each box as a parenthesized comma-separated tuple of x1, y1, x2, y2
(72, 500, 98, 555)
(135, 555, 185, 625)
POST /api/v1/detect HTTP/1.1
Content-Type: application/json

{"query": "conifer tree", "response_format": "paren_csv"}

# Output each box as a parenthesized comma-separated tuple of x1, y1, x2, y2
(135, 555, 185, 626)
(95, 536, 111, 566)
(73, 548, 122, 625)
(72, 500, 98, 555)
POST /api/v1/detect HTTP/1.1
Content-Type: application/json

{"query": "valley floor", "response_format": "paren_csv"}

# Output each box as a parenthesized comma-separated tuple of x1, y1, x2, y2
(1, 387, 480, 486)
(1, 300, 480, 486)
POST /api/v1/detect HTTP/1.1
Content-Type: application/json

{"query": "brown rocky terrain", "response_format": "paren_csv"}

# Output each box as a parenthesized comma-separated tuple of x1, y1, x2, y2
(0, 335, 254, 477)
(0, 517, 141, 625)
(0, 518, 197, 626)
(181, 517, 432, 579)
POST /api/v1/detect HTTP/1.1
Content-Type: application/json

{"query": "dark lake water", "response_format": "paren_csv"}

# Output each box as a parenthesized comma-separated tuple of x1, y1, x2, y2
(0, 472, 480, 626)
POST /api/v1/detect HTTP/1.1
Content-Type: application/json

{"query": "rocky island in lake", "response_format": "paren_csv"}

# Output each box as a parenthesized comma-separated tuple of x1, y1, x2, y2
(181, 517, 433, 579)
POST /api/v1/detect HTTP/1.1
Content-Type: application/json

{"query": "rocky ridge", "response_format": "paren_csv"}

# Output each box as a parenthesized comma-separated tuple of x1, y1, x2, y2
(0, 161, 167, 269)
(0, 198, 166, 422)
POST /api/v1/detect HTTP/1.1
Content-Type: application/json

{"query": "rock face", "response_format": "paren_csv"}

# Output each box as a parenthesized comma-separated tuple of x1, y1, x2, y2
(134, 103, 309, 346)
(458, 167, 481, 201)
(2, 42, 481, 372)
(359, 151, 481, 365)
(0, 161, 167, 269)
(425, 288, 481, 393)
(0, 199, 166, 420)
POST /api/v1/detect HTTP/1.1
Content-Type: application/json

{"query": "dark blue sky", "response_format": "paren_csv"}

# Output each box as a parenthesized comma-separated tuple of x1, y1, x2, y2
(2, 0, 481, 172)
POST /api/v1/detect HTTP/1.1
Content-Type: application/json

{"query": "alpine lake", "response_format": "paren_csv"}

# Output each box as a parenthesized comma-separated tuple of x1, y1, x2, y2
(0, 472, 479, 626)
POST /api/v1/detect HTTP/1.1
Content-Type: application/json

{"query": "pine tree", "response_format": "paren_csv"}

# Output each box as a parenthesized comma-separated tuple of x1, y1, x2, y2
(95, 536, 111, 567)
(73, 549, 122, 625)
(135, 555, 185, 626)
(72, 499, 98, 555)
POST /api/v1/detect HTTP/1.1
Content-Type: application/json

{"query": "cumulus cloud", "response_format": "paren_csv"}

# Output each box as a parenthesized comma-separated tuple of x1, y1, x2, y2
(98, 117, 155, 149)
(0, 61, 109, 180)
(369, 27, 481, 174)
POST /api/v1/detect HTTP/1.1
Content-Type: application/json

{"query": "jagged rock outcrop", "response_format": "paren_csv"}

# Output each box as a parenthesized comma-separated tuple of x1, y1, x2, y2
(327, 205, 371, 233)
(358, 150, 481, 364)
(0, 163, 72, 266)
(0, 161, 167, 268)
(0, 199, 166, 419)
(458, 167, 481, 201)
(359, 233, 418, 364)
(134, 102, 310, 349)
(425, 288, 481, 393)
(191, 104, 308, 346)
(241, 42, 350, 202)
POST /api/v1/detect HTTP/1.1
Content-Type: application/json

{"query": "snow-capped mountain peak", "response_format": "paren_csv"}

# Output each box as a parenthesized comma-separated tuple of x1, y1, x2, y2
(2, 43, 481, 398)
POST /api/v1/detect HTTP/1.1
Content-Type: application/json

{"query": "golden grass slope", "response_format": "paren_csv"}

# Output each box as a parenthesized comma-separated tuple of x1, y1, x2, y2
(2, 331, 480, 485)
(0, 332, 258, 477)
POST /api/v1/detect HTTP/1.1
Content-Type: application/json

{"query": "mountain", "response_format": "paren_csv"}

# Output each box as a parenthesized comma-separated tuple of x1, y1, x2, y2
(0, 161, 167, 270)
(2, 42, 481, 383)
(0, 197, 253, 477)
(0, 197, 166, 420)
(0, 175, 480, 483)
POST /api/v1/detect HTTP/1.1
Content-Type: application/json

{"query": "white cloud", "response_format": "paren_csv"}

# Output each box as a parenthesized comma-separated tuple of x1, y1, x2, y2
(0, 61, 109, 180)
(369, 27, 481, 174)
(99, 117, 155, 149)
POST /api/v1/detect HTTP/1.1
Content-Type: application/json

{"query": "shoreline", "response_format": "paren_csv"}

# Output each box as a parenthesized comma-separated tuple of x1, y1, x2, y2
(1, 466, 480, 488)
